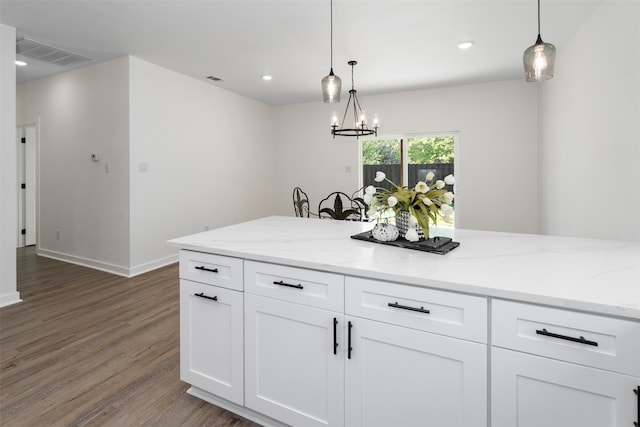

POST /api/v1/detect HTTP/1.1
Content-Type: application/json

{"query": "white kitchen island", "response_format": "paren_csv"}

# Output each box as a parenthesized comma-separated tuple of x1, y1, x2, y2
(168, 216, 640, 427)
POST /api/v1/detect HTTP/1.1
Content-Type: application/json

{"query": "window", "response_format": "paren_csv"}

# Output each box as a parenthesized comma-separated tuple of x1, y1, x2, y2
(360, 133, 457, 227)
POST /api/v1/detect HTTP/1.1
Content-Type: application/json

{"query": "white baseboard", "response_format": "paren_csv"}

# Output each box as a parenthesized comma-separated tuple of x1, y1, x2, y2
(37, 248, 178, 278)
(38, 248, 130, 277)
(128, 253, 178, 277)
(0, 291, 22, 308)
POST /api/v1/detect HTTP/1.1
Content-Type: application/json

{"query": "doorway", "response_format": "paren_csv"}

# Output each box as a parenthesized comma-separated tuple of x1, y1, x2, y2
(17, 124, 37, 248)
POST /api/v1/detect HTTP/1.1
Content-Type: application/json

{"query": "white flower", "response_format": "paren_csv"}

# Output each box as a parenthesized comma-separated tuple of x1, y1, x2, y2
(442, 192, 455, 204)
(441, 204, 453, 216)
(425, 171, 435, 182)
(374, 171, 386, 182)
(405, 227, 420, 242)
(365, 185, 376, 195)
(444, 174, 455, 185)
(409, 215, 418, 226)
(363, 193, 373, 205)
(421, 196, 433, 206)
(387, 196, 398, 207)
(436, 180, 445, 189)
(414, 181, 428, 193)
(443, 215, 454, 224)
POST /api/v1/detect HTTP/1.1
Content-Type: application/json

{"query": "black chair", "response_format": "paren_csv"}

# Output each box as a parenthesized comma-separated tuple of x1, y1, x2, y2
(292, 187, 311, 218)
(318, 191, 367, 221)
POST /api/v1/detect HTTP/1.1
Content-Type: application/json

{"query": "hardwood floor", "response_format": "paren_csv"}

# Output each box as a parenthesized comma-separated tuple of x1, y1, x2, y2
(0, 247, 259, 427)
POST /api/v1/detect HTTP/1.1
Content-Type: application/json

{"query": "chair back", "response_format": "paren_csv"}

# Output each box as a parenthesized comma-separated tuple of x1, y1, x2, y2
(292, 187, 310, 218)
(318, 191, 366, 221)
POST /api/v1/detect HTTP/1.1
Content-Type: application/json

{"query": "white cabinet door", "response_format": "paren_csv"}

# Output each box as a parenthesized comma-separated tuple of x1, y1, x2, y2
(345, 317, 487, 427)
(244, 294, 345, 427)
(180, 280, 244, 405)
(492, 347, 640, 427)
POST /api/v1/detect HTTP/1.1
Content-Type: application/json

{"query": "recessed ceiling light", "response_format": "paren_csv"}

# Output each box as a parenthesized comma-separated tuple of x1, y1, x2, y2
(458, 41, 475, 50)
(261, 75, 273, 81)
(15, 60, 27, 66)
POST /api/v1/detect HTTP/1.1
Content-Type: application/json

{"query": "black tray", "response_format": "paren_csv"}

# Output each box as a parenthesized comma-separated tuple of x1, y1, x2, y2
(350, 231, 460, 255)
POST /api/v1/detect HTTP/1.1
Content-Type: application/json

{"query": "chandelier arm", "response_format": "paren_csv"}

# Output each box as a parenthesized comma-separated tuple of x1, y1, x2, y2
(353, 94, 366, 127)
(340, 91, 354, 128)
(352, 93, 359, 127)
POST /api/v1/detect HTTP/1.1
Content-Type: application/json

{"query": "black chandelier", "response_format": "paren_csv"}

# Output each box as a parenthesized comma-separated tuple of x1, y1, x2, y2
(331, 60, 379, 138)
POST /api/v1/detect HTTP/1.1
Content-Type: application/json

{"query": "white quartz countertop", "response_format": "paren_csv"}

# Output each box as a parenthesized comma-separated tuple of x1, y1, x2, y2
(168, 216, 640, 320)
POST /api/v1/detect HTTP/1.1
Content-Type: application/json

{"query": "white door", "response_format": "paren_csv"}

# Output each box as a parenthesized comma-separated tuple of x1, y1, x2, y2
(16, 125, 37, 247)
(492, 347, 640, 427)
(345, 316, 487, 427)
(180, 280, 244, 405)
(244, 293, 344, 427)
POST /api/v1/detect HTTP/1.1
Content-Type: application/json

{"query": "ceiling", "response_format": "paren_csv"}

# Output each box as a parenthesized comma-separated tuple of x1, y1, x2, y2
(1, 0, 603, 106)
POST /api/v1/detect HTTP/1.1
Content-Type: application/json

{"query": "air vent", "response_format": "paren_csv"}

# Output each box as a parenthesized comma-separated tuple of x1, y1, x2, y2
(206, 75, 223, 82)
(16, 38, 91, 66)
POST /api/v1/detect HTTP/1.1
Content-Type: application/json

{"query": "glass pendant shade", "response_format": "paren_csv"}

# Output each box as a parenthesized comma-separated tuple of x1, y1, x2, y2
(322, 68, 342, 103)
(523, 35, 556, 82)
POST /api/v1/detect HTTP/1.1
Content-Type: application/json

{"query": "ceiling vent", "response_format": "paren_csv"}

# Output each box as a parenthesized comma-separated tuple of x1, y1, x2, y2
(16, 38, 91, 66)
(206, 75, 223, 82)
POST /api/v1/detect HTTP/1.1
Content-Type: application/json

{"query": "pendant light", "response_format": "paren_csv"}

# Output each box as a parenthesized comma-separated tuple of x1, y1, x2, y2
(523, 0, 556, 82)
(331, 60, 379, 138)
(321, 0, 341, 103)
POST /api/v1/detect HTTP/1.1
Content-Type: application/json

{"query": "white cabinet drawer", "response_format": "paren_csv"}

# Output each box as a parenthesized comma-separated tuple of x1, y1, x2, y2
(492, 299, 640, 376)
(345, 276, 488, 343)
(179, 250, 243, 291)
(244, 261, 344, 312)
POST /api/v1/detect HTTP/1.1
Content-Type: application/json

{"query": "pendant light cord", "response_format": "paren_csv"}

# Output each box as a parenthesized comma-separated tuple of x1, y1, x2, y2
(537, 0, 541, 36)
(330, 0, 334, 69)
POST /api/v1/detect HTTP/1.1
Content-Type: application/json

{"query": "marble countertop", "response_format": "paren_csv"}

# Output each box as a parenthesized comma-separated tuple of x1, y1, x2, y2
(168, 216, 640, 320)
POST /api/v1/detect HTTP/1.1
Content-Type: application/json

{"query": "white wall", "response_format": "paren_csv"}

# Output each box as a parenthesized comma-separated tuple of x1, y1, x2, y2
(128, 57, 277, 274)
(274, 80, 539, 234)
(539, 0, 640, 241)
(0, 24, 21, 307)
(14, 56, 277, 276)
(16, 58, 132, 274)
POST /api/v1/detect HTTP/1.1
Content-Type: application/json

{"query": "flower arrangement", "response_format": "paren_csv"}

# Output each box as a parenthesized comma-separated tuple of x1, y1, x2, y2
(363, 171, 455, 241)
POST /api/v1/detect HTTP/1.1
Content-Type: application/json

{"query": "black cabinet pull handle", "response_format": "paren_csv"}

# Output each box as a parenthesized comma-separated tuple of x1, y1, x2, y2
(388, 301, 430, 314)
(333, 318, 338, 355)
(194, 292, 218, 302)
(273, 280, 304, 290)
(634, 386, 639, 427)
(195, 265, 219, 273)
(535, 328, 598, 347)
(347, 321, 353, 359)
